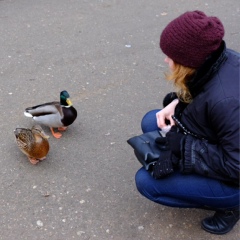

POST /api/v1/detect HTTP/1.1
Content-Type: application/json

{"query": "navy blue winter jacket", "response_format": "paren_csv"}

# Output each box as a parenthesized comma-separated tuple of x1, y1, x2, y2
(166, 42, 240, 186)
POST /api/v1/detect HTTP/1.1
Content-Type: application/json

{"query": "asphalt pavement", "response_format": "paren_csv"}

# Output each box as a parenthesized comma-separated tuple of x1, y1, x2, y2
(0, 0, 239, 239)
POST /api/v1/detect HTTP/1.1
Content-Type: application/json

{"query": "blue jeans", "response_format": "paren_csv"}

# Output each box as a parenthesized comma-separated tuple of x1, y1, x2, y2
(135, 109, 239, 209)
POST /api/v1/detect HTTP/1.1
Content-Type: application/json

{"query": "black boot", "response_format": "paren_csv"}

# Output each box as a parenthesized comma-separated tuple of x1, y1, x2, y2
(201, 209, 240, 234)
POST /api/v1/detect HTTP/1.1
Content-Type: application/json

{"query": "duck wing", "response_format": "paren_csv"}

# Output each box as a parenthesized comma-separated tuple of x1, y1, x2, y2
(25, 102, 62, 117)
(25, 102, 64, 128)
(14, 128, 33, 156)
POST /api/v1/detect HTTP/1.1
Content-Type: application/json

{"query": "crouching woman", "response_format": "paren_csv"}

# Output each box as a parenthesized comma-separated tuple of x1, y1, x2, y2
(135, 10, 240, 235)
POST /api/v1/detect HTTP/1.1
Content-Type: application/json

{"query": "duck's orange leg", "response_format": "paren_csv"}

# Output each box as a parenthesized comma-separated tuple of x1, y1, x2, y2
(28, 157, 39, 165)
(38, 156, 47, 161)
(50, 127, 62, 139)
(58, 127, 67, 131)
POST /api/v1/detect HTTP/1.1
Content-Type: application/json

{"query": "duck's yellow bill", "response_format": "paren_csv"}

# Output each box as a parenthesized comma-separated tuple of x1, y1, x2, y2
(66, 98, 73, 106)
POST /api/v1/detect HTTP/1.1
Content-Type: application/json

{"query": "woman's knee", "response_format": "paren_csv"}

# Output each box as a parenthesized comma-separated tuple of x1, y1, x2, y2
(135, 168, 147, 192)
(141, 109, 161, 133)
(135, 168, 155, 196)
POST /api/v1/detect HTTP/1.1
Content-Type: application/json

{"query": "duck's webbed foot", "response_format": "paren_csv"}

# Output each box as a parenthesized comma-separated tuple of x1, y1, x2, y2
(58, 127, 67, 131)
(50, 128, 62, 139)
(28, 157, 39, 165)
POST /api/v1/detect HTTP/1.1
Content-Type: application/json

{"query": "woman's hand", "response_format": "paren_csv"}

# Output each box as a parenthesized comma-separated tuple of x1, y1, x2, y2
(156, 99, 179, 129)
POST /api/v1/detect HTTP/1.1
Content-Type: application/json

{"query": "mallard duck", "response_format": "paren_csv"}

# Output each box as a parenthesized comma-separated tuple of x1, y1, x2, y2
(24, 90, 77, 139)
(14, 125, 50, 165)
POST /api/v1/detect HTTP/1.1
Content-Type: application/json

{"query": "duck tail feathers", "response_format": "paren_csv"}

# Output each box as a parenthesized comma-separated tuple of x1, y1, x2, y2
(24, 111, 33, 117)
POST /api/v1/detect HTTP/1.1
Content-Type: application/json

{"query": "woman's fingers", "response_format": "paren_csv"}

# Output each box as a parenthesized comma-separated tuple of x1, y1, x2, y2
(169, 116, 175, 126)
(156, 111, 175, 129)
(156, 98, 179, 128)
(156, 111, 167, 128)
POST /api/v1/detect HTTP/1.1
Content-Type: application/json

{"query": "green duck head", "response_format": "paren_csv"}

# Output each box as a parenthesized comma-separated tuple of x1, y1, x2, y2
(60, 90, 73, 107)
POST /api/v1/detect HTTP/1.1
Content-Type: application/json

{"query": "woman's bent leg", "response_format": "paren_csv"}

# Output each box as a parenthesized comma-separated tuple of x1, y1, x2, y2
(135, 167, 239, 209)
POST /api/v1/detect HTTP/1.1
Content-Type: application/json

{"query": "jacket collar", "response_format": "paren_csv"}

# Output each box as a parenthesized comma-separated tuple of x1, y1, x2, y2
(187, 41, 228, 98)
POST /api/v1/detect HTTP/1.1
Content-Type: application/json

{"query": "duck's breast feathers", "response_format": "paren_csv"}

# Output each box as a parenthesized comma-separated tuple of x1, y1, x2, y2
(25, 102, 62, 117)
(32, 135, 50, 157)
(61, 106, 77, 126)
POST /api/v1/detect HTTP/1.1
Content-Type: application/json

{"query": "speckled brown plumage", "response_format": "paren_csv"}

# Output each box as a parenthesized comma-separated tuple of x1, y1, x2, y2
(14, 125, 50, 164)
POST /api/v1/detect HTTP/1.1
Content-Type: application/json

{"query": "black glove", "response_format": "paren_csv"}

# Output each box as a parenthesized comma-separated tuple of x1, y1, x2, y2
(152, 128, 185, 179)
(155, 137, 169, 150)
(151, 137, 173, 179)
(151, 150, 174, 179)
(165, 126, 185, 158)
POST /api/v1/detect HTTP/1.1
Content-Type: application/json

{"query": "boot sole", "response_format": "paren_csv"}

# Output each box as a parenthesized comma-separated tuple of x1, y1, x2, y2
(201, 221, 234, 235)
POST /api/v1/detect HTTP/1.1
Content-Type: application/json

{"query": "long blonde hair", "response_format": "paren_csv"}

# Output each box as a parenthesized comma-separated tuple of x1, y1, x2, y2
(165, 63, 196, 103)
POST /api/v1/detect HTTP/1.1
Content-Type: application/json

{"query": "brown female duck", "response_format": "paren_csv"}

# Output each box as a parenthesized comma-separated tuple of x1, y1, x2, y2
(14, 125, 50, 164)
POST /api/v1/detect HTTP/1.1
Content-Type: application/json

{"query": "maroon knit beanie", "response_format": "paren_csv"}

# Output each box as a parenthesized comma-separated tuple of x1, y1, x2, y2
(160, 11, 224, 68)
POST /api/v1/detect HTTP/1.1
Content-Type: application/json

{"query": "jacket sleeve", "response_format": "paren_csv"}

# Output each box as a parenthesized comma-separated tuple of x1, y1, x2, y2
(162, 92, 178, 107)
(180, 97, 239, 185)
